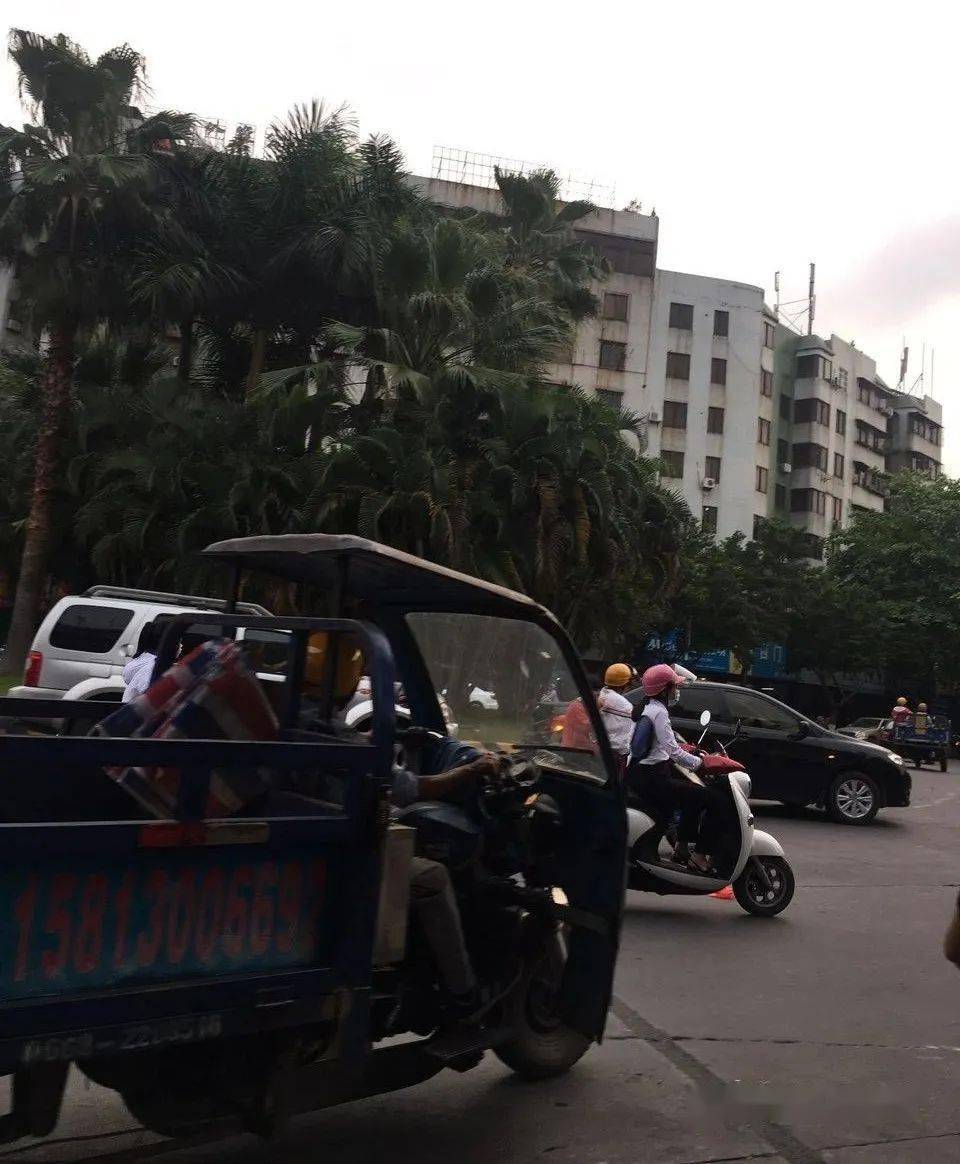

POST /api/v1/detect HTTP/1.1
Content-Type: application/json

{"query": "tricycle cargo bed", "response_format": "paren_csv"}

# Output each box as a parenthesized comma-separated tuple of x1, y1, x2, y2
(0, 615, 395, 1078)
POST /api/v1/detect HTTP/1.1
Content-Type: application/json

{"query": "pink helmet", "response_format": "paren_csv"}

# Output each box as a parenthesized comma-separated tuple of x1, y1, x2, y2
(642, 663, 684, 697)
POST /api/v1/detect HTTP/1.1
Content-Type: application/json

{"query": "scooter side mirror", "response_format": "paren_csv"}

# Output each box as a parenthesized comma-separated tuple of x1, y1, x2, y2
(699, 710, 712, 728)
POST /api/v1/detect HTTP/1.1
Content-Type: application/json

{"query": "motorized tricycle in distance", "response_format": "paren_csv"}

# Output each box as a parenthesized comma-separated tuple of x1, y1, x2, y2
(0, 534, 626, 1145)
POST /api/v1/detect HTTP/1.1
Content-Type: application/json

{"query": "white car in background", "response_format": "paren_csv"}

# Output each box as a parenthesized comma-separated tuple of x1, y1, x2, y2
(469, 686, 499, 711)
(9, 586, 274, 708)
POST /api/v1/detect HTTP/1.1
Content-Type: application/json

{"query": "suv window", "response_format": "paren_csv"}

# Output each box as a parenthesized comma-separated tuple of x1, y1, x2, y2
(48, 605, 135, 654)
(242, 628, 291, 675)
(672, 686, 721, 721)
(723, 689, 798, 732)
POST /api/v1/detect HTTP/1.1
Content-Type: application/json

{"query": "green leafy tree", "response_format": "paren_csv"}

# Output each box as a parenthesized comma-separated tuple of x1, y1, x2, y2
(829, 473, 960, 695)
(0, 30, 187, 670)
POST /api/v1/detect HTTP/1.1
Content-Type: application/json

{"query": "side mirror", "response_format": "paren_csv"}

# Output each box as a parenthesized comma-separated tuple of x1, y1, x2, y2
(793, 720, 810, 739)
(123, 643, 136, 659)
(699, 710, 712, 728)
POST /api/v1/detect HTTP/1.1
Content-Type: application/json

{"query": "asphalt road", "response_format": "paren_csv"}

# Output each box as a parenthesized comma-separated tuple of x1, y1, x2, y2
(5, 762, 960, 1164)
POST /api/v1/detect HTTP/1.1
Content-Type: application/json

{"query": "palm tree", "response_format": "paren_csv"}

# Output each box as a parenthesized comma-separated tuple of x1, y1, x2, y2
(493, 167, 605, 322)
(0, 30, 183, 671)
(198, 103, 419, 399)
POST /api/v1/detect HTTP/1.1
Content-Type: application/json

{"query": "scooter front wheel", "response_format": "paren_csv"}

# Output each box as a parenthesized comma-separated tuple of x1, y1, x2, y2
(732, 857, 795, 917)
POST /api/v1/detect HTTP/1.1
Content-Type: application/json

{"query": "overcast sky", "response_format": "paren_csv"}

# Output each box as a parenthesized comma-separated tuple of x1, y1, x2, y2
(3, 0, 958, 469)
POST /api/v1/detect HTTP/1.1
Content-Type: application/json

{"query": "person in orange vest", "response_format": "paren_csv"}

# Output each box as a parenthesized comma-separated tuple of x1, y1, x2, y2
(561, 677, 601, 752)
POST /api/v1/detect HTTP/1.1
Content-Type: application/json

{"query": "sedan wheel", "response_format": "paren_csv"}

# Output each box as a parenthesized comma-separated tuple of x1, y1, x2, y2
(827, 772, 879, 825)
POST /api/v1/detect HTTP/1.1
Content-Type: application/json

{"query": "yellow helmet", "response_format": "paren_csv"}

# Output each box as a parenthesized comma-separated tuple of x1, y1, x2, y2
(604, 663, 633, 689)
(896, 696, 908, 706)
(304, 632, 364, 701)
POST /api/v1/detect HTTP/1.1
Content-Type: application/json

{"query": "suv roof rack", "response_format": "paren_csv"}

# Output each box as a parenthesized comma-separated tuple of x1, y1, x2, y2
(82, 586, 270, 617)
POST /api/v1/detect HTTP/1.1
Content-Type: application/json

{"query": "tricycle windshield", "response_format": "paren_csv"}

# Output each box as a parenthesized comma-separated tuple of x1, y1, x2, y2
(406, 612, 606, 783)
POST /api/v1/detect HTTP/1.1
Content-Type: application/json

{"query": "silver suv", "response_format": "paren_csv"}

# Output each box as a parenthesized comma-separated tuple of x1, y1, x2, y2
(11, 586, 275, 705)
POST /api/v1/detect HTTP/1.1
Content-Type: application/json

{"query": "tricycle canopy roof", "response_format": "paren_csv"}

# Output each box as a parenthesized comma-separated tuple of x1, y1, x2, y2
(203, 534, 546, 620)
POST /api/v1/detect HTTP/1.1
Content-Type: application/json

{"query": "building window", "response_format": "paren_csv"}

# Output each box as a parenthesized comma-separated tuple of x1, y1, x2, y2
(858, 381, 871, 404)
(761, 369, 773, 397)
(796, 354, 833, 380)
(792, 442, 828, 471)
(711, 357, 727, 385)
(777, 438, 789, 466)
(794, 397, 830, 426)
(791, 488, 827, 515)
(753, 515, 766, 540)
(855, 420, 886, 453)
(758, 418, 771, 446)
(837, 367, 848, 389)
(832, 496, 843, 524)
(836, 409, 846, 436)
(707, 406, 725, 434)
(756, 465, 769, 494)
(669, 302, 694, 330)
(602, 292, 629, 321)
(665, 351, 691, 379)
(779, 392, 791, 420)
(598, 340, 626, 371)
(660, 450, 684, 478)
(705, 455, 721, 482)
(909, 414, 942, 445)
(663, 400, 688, 428)
(834, 452, 845, 478)
(701, 505, 718, 535)
(713, 310, 729, 337)
(596, 388, 623, 411)
(763, 320, 776, 348)
(775, 483, 787, 510)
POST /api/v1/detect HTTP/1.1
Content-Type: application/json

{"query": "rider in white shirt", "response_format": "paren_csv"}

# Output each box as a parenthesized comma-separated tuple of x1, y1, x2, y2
(597, 663, 636, 770)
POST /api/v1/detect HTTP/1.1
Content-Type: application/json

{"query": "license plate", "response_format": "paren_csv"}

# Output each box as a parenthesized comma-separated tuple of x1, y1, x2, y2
(0, 852, 327, 1001)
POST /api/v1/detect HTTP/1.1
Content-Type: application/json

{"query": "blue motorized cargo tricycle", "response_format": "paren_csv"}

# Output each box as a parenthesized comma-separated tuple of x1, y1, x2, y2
(0, 535, 626, 1144)
(887, 713, 951, 772)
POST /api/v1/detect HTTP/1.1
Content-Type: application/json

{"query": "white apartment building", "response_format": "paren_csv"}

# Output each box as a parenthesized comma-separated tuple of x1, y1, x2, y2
(646, 272, 772, 540)
(415, 171, 947, 548)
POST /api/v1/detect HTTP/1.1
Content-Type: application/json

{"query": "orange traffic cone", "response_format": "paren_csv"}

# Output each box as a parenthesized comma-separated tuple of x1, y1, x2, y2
(710, 885, 735, 900)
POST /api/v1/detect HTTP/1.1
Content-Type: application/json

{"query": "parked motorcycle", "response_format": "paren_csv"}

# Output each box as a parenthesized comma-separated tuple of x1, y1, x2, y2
(626, 712, 795, 917)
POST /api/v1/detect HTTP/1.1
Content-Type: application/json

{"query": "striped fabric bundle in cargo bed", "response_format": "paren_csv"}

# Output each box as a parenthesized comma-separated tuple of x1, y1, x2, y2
(92, 639, 278, 819)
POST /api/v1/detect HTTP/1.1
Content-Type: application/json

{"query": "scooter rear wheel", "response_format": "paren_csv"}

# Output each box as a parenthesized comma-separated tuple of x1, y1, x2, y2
(732, 856, 795, 917)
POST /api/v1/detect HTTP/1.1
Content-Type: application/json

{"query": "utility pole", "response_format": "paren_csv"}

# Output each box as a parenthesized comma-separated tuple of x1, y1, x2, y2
(807, 262, 816, 336)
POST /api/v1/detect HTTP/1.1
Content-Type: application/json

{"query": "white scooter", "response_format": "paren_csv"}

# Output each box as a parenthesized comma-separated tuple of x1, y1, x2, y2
(626, 711, 795, 916)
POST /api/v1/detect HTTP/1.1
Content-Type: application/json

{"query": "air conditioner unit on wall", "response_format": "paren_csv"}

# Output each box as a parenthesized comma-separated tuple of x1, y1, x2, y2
(647, 410, 660, 424)
(780, 462, 792, 473)
(701, 477, 716, 490)
(878, 403, 893, 416)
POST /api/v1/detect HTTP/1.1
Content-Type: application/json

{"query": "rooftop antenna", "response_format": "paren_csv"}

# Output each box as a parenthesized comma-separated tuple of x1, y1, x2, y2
(898, 343, 909, 391)
(930, 348, 935, 400)
(774, 271, 780, 319)
(807, 262, 816, 335)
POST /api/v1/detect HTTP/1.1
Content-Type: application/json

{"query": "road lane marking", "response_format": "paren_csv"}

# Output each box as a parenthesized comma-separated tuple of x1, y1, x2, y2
(612, 995, 826, 1164)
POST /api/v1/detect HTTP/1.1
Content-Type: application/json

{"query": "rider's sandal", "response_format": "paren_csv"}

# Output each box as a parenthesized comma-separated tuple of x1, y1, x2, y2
(687, 852, 712, 874)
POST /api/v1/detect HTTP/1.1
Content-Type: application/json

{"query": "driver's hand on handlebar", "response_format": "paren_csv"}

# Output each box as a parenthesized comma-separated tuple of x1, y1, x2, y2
(463, 751, 501, 781)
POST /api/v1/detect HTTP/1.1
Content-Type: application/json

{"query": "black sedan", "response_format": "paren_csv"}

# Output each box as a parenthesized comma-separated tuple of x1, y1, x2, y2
(628, 681, 911, 825)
